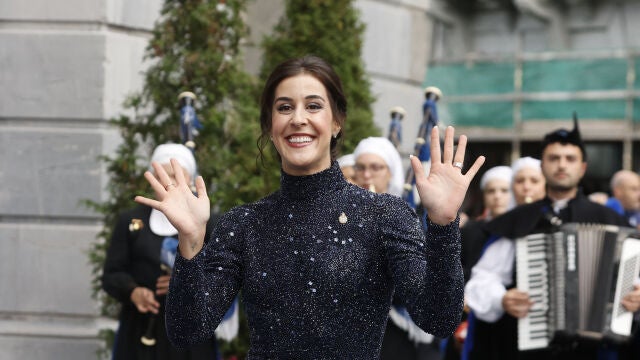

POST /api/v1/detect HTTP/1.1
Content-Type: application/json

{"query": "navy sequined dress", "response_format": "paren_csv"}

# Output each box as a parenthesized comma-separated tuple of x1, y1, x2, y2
(166, 162, 464, 359)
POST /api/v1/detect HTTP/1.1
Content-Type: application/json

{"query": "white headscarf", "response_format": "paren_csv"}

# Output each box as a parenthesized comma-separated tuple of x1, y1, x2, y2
(511, 156, 541, 178)
(480, 166, 513, 191)
(149, 143, 197, 180)
(353, 137, 404, 197)
(148, 143, 197, 236)
(337, 153, 355, 168)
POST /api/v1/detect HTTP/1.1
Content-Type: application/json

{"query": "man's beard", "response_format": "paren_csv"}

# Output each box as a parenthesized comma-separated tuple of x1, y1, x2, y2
(547, 181, 575, 193)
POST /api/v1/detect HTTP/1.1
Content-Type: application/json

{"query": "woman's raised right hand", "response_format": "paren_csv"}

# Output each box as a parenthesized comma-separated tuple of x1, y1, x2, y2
(135, 158, 210, 259)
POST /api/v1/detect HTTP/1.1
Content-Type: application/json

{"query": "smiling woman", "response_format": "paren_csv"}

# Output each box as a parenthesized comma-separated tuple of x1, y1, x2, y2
(268, 73, 340, 176)
(133, 55, 485, 359)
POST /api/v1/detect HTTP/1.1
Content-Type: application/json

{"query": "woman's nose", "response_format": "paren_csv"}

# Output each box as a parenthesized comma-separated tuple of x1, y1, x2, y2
(291, 108, 308, 126)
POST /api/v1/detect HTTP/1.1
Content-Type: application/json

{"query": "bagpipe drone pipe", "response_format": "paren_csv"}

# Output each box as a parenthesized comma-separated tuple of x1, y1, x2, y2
(400, 86, 442, 211)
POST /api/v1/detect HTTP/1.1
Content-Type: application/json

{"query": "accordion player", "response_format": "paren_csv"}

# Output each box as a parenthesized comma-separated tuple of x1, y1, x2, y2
(515, 223, 640, 351)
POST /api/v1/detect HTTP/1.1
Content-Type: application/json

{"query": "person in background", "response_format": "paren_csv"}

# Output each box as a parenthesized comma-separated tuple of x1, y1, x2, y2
(102, 143, 221, 360)
(510, 157, 546, 207)
(606, 169, 640, 229)
(461, 165, 513, 281)
(603, 170, 640, 359)
(337, 153, 356, 184)
(352, 137, 404, 196)
(134, 55, 486, 358)
(477, 166, 513, 222)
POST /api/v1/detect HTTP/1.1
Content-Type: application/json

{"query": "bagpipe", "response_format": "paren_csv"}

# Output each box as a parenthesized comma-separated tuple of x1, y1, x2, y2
(399, 86, 442, 209)
(140, 237, 179, 346)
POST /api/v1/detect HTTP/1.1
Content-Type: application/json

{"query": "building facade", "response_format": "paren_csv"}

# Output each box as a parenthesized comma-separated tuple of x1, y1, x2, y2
(423, 0, 640, 213)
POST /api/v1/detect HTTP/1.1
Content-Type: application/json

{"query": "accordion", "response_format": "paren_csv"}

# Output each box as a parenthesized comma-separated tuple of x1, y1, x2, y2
(515, 223, 640, 351)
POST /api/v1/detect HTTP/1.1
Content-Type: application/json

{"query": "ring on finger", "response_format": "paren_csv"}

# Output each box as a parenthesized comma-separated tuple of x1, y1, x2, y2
(164, 183, 176, 191)
(453, 161, 463, 169)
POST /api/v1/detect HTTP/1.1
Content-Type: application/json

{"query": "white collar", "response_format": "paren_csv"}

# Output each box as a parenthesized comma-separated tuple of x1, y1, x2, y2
(552, 198, 570, 214)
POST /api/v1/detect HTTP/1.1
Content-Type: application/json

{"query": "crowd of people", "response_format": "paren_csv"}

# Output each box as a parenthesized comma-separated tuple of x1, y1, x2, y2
(102, 54, 640, 360)
(342, 118, 640, 360)
(460, 120, 640, 360)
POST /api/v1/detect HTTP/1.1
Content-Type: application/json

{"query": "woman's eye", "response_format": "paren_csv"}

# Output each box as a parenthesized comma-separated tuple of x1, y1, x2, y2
(307, 103, 323, 111)
(277, 104, 293, 113)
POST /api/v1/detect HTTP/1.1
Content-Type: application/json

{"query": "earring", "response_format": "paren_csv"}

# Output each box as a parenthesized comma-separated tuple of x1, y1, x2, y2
(332, 133, 338, 139)
(269, 136, 274, 141)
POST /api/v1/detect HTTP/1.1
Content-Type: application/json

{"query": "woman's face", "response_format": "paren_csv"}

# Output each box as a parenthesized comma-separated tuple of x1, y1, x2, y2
(512, 167, 546, 205)
(483, 179, 511, 218)
(354, 153, 392, 194)
(271, 74, 340, 176)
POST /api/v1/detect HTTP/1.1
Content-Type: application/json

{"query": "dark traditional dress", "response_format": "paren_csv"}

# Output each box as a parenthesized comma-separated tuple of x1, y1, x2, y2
(460, 218, 492, 283)
(102, 205, 218, 360)
(166, 162, 464, 359)
(465, 193, 629, 360)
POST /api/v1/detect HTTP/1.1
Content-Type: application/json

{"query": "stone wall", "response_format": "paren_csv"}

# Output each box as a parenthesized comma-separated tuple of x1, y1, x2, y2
(0, 0, 162, 358)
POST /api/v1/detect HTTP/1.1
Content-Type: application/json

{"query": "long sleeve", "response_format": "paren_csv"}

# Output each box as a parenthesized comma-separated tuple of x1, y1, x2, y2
(102, 211, 138, 303)
(465, 237, 514, 322)
(165, 207, 246, 349)
(382, 197, 464, 338)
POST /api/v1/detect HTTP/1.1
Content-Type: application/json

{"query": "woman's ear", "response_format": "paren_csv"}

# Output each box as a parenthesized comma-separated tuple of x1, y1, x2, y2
(332, 124, 342, 138)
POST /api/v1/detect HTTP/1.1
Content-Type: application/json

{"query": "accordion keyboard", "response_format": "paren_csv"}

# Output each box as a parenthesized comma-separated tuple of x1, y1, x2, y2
(516, 233, 551, 351)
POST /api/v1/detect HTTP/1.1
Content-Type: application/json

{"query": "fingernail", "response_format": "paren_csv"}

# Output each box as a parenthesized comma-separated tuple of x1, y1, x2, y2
(409, 154, 414, 159)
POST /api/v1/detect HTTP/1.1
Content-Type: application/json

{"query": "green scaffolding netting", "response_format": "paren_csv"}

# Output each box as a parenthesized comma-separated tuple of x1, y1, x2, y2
(425, 57, 638, 126)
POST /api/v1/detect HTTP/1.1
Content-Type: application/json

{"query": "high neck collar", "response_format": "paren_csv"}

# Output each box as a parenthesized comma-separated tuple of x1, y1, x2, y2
(280, 161, 347, 201)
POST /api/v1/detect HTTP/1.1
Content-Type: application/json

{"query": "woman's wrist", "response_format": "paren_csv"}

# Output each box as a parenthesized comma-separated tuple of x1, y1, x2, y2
(427, 213, 458, 226)
(178, 227, 206, 260)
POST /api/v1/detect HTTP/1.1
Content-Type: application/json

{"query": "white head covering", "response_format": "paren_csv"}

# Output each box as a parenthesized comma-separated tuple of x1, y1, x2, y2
(148, 143, 197, 236)
(480, 166, 513, 191)
(337, 154, 355, 168)
(353, 137, 404, 197)
(511, 156, 541, 178)
(149, 143, 197, 180)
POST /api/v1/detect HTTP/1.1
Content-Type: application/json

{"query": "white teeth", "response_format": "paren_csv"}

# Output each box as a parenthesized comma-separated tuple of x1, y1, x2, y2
(288, 136, 313, 143)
